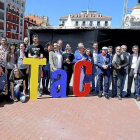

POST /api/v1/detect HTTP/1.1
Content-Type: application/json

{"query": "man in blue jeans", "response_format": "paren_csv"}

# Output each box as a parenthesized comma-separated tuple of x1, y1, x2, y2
(91, 42, 101, 94)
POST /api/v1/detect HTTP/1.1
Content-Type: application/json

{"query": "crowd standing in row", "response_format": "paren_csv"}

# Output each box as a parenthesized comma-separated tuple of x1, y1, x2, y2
(0, 35, 140, 104)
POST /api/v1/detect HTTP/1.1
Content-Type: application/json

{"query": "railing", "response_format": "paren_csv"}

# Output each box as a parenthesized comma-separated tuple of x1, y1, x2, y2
(7, 28, 10, 31)
(7, 18, 11, 22)
(20, 23, 23, 26)
(11, 29, 16, 34)
(16, 30, 19, 33)
(16, 21, 19, 24)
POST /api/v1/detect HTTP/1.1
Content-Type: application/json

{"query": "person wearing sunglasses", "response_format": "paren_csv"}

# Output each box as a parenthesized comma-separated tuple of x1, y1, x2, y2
(121, 45, 130, 95)
(28, 34, 44, 97)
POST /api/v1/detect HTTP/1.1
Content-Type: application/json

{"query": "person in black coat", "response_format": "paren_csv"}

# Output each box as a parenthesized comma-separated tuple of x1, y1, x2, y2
(62, 47, 74, 96)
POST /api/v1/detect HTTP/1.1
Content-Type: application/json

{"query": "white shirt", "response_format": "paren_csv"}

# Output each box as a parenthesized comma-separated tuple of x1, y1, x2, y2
(93, 50, 98, 64)
(131, 54, 138, 69)
(55, 51, 62, 69)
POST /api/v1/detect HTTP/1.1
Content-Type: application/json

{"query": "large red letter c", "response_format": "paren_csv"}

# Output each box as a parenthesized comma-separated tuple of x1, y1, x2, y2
(73, 60, 92, 97)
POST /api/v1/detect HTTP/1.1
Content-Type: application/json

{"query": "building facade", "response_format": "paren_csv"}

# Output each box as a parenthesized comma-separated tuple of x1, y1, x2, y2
(59, 9, 112, 28)
(25, 14, 50, 27)
(0, 0, 26, 44)
(24, 17, 39, 38)
(124, 1, 140, 28)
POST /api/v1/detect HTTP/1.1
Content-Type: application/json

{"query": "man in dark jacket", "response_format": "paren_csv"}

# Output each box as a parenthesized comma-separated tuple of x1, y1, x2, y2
(112, 46, 129, 100)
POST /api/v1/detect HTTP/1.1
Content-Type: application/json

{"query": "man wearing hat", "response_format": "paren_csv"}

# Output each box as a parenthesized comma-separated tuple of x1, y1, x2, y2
(62, 47, 74, 95)
(97, 46, 111, 100)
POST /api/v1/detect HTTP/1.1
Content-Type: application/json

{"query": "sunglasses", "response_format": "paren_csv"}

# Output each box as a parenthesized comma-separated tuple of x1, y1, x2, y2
(122, 48, 127, 50)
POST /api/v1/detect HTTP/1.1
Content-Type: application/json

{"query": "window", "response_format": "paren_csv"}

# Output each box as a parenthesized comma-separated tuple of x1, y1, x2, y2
(0, 32, 3, 37)
(0, 2, 4, 10)
(83, 21, 85, 26)
(20, 19, 23, 26)
(91, 14, 93, 17)
(76, 14, 79, 18)
(7, 24, 9, 29)
(17, 1, 18, 4)
(11, 25, 13, 29)
(90, 21, 92, 26)
(105, 21, 108, 26)
(76, 21, 78, 26)
(62, 21, 65, 26)
(84, 14, 86, 17)
(13, 0, 14, 2)
(97, 21, 100, 26)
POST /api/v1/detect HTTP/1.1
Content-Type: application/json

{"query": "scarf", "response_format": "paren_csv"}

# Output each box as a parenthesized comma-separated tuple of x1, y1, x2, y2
(112, 53, 124, 64)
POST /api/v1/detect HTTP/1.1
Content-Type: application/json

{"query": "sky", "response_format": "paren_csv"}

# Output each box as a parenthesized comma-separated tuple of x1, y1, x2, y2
(25, 0, 138, 26)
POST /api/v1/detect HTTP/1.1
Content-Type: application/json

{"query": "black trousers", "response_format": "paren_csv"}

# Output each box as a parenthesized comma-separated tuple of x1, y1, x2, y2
(7, 69, 12, 93)
(20, 69, 28, 91)
(0, 89, 11, 103)
(66, 71, 73, 95)
(127, 69, 138, 95)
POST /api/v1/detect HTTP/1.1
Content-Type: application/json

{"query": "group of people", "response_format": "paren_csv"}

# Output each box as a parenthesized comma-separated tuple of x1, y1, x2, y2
(0, 34, 140, 104)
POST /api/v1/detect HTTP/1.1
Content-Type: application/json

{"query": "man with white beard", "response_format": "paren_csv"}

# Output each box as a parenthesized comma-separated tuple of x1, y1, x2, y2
(112, 46, 129, 100)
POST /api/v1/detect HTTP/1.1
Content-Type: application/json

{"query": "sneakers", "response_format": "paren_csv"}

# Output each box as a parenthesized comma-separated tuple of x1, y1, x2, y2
(38, 91, 42, 97)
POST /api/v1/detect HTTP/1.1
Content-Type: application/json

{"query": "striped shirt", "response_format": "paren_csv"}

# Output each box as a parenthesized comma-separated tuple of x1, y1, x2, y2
(0, 73, 7, 90)
(0, 46, 9, 67)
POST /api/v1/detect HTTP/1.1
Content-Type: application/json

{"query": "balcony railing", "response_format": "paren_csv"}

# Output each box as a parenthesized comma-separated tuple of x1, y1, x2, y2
(0, 26, 4, 30)
(7, 28, 10, 31)
(7, 8, 11, 13)
(0, 5, 4, 10)
(16, 21, 19, 24)
(11, 29, 16, 34)
(7, 18, 11, 22)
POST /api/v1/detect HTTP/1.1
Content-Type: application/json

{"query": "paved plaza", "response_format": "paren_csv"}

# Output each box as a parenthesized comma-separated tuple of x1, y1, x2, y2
(0, 76, 140, 140)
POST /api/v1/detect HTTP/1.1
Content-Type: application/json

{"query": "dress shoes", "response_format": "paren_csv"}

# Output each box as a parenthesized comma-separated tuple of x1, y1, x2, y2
(125, 94, 131, 97)
(105, 94, 110, 100)
(98, 93, 102, 98)
(118, 95, 122, 100)
(134, 94, 138, 99)
(96, 90, 99, 94)
(90, 89, 95, 92)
